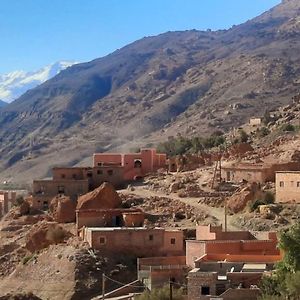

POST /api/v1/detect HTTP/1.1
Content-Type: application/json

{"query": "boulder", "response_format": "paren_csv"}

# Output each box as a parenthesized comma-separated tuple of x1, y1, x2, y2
(19, 200, 30, 216)
(25, 221, 70, 252)
(76, 182, 121, 210)
(49, 196, 76, 223)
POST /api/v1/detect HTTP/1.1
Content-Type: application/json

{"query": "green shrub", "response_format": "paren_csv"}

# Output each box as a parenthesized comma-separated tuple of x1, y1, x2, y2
(257, 127, 270, 137)
(281, 123, 295, 132)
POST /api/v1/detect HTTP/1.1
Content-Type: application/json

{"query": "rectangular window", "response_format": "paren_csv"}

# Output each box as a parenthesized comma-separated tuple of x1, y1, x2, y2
(107, 170, 113, 176)
(87, 172, 93, 178)
(97, 170, 103, 175)
(98, 162, 103, 166)
(58, 186, 65, 193)
(149, 234, 153, 241)
(61, 174, 65, 179)
(279, 181, 284, 187)
(171, 238, 176, 245)
(297, 182, 300, 188)
(72, 174, 77, 179)
(201, 286, 210, 295)
(99, 237, 106, 245)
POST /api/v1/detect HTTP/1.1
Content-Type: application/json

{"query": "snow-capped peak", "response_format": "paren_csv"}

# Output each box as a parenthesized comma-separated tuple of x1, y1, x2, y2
(0, 61, 78, 103)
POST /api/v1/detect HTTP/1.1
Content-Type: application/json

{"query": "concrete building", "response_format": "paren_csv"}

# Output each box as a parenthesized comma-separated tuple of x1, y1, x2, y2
(137, 256, 187, 290)
(93, 148, 167, 181)
(186, 225, 282, 300)
(222, 161, 300, 184)
(81, 227, 184, 257)
(276, 171, 300, 203)
(30, 148, 166, 209)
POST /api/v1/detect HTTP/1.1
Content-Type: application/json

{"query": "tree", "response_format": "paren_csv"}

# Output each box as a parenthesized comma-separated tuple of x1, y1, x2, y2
(238, 129, 249, 143)
(278, 222, 300, 273)
(259, 222, 300, 299)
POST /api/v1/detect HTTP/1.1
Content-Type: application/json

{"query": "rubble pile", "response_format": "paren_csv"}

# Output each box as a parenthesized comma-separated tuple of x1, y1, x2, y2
(120, 193, 218, 227)
(25, 221, 71, 253)
(49, 195, 76, 223)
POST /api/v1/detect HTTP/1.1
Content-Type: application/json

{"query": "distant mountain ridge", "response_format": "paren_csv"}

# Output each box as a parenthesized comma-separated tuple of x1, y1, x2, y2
(0, 61, 77, 103)
(0, 100, 7, 107)
(0, 0, 300, 183)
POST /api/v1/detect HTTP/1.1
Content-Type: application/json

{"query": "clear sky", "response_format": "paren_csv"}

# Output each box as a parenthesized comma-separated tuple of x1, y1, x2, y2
(0, 0, 281, 74)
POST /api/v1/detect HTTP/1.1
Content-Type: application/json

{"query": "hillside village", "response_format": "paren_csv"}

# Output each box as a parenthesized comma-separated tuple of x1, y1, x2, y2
(0, 95, 299, 299)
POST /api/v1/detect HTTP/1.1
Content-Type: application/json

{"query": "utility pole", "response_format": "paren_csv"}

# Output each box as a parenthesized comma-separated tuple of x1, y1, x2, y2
(169, 279, 173, 300)
(102, 273, 106, 299)
(224, 197, 228, 232)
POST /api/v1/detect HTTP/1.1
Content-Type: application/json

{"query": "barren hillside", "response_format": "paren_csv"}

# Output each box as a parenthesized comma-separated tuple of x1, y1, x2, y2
(0, 0, 300, 183)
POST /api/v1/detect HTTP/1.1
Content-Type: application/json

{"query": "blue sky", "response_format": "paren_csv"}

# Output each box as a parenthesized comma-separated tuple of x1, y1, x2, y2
(0, 0, 280, 74)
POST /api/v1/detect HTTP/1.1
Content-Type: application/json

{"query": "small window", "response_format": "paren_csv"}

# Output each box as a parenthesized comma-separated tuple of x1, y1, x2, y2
(58, 186, 65, 193)
(97, 170, 103, 175)
(107, 170, 113, 176)
(201, 286, 210, 295)
(149, 234, 153, 241)
(87, 172, 93, 178)
(134, 160, 142, 168)
(171, 238, 176, 245)
(99, 237, 106, 245)
(61, 174, 65, 179)
(297, 182, 300, 188)
(279, 181, 284, 187)
(72, 174, 77, 179)
(97, 162, 103, 166)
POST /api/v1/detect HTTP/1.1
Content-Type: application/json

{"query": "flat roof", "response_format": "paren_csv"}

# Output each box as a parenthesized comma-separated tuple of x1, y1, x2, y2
(243, 263, 267, 270)
(276, 171, 300, 174)
(86, 227, 181, 232)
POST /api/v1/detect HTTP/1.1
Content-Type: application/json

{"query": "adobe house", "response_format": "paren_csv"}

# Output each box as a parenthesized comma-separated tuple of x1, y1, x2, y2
(276, 171, 300, 203)
(93, 148, 167, 181)
(81, 227, 184, 257)
(249, 117, 262, 127)
(31, 179, 89, 209)
(222, 161, 300, 184)
(52, 165, 124, 190)
(0, 191, 16, 217)
(185, 225, 282, 300)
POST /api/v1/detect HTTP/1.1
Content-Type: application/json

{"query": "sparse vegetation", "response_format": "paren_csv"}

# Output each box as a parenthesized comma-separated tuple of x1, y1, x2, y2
(280, 123, 295, 132)
(260, 222, 300, 299)
(157, 133, 226, 156)
(249, 192, 275, 212)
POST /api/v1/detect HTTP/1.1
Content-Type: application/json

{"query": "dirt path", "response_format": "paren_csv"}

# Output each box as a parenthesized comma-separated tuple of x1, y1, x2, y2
(120, 185, 240, 231)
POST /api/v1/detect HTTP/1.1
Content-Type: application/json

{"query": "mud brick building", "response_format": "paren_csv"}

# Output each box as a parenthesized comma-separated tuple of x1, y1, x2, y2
(222, 161, 300, 184)
(0, 191, 16, 217)
(81, 227, 184, 257)
(276, 171, 300, 203)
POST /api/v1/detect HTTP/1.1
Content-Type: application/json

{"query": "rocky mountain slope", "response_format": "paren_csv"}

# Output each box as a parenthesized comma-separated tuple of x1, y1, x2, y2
(0, 0, 300, 183)
(0, 100, 7, 107)
(0, 61, 76, 103)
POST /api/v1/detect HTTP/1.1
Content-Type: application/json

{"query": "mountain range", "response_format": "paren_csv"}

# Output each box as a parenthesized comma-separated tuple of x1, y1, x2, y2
(0, 61, 77, 103)
(0, 0, 300, 183)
